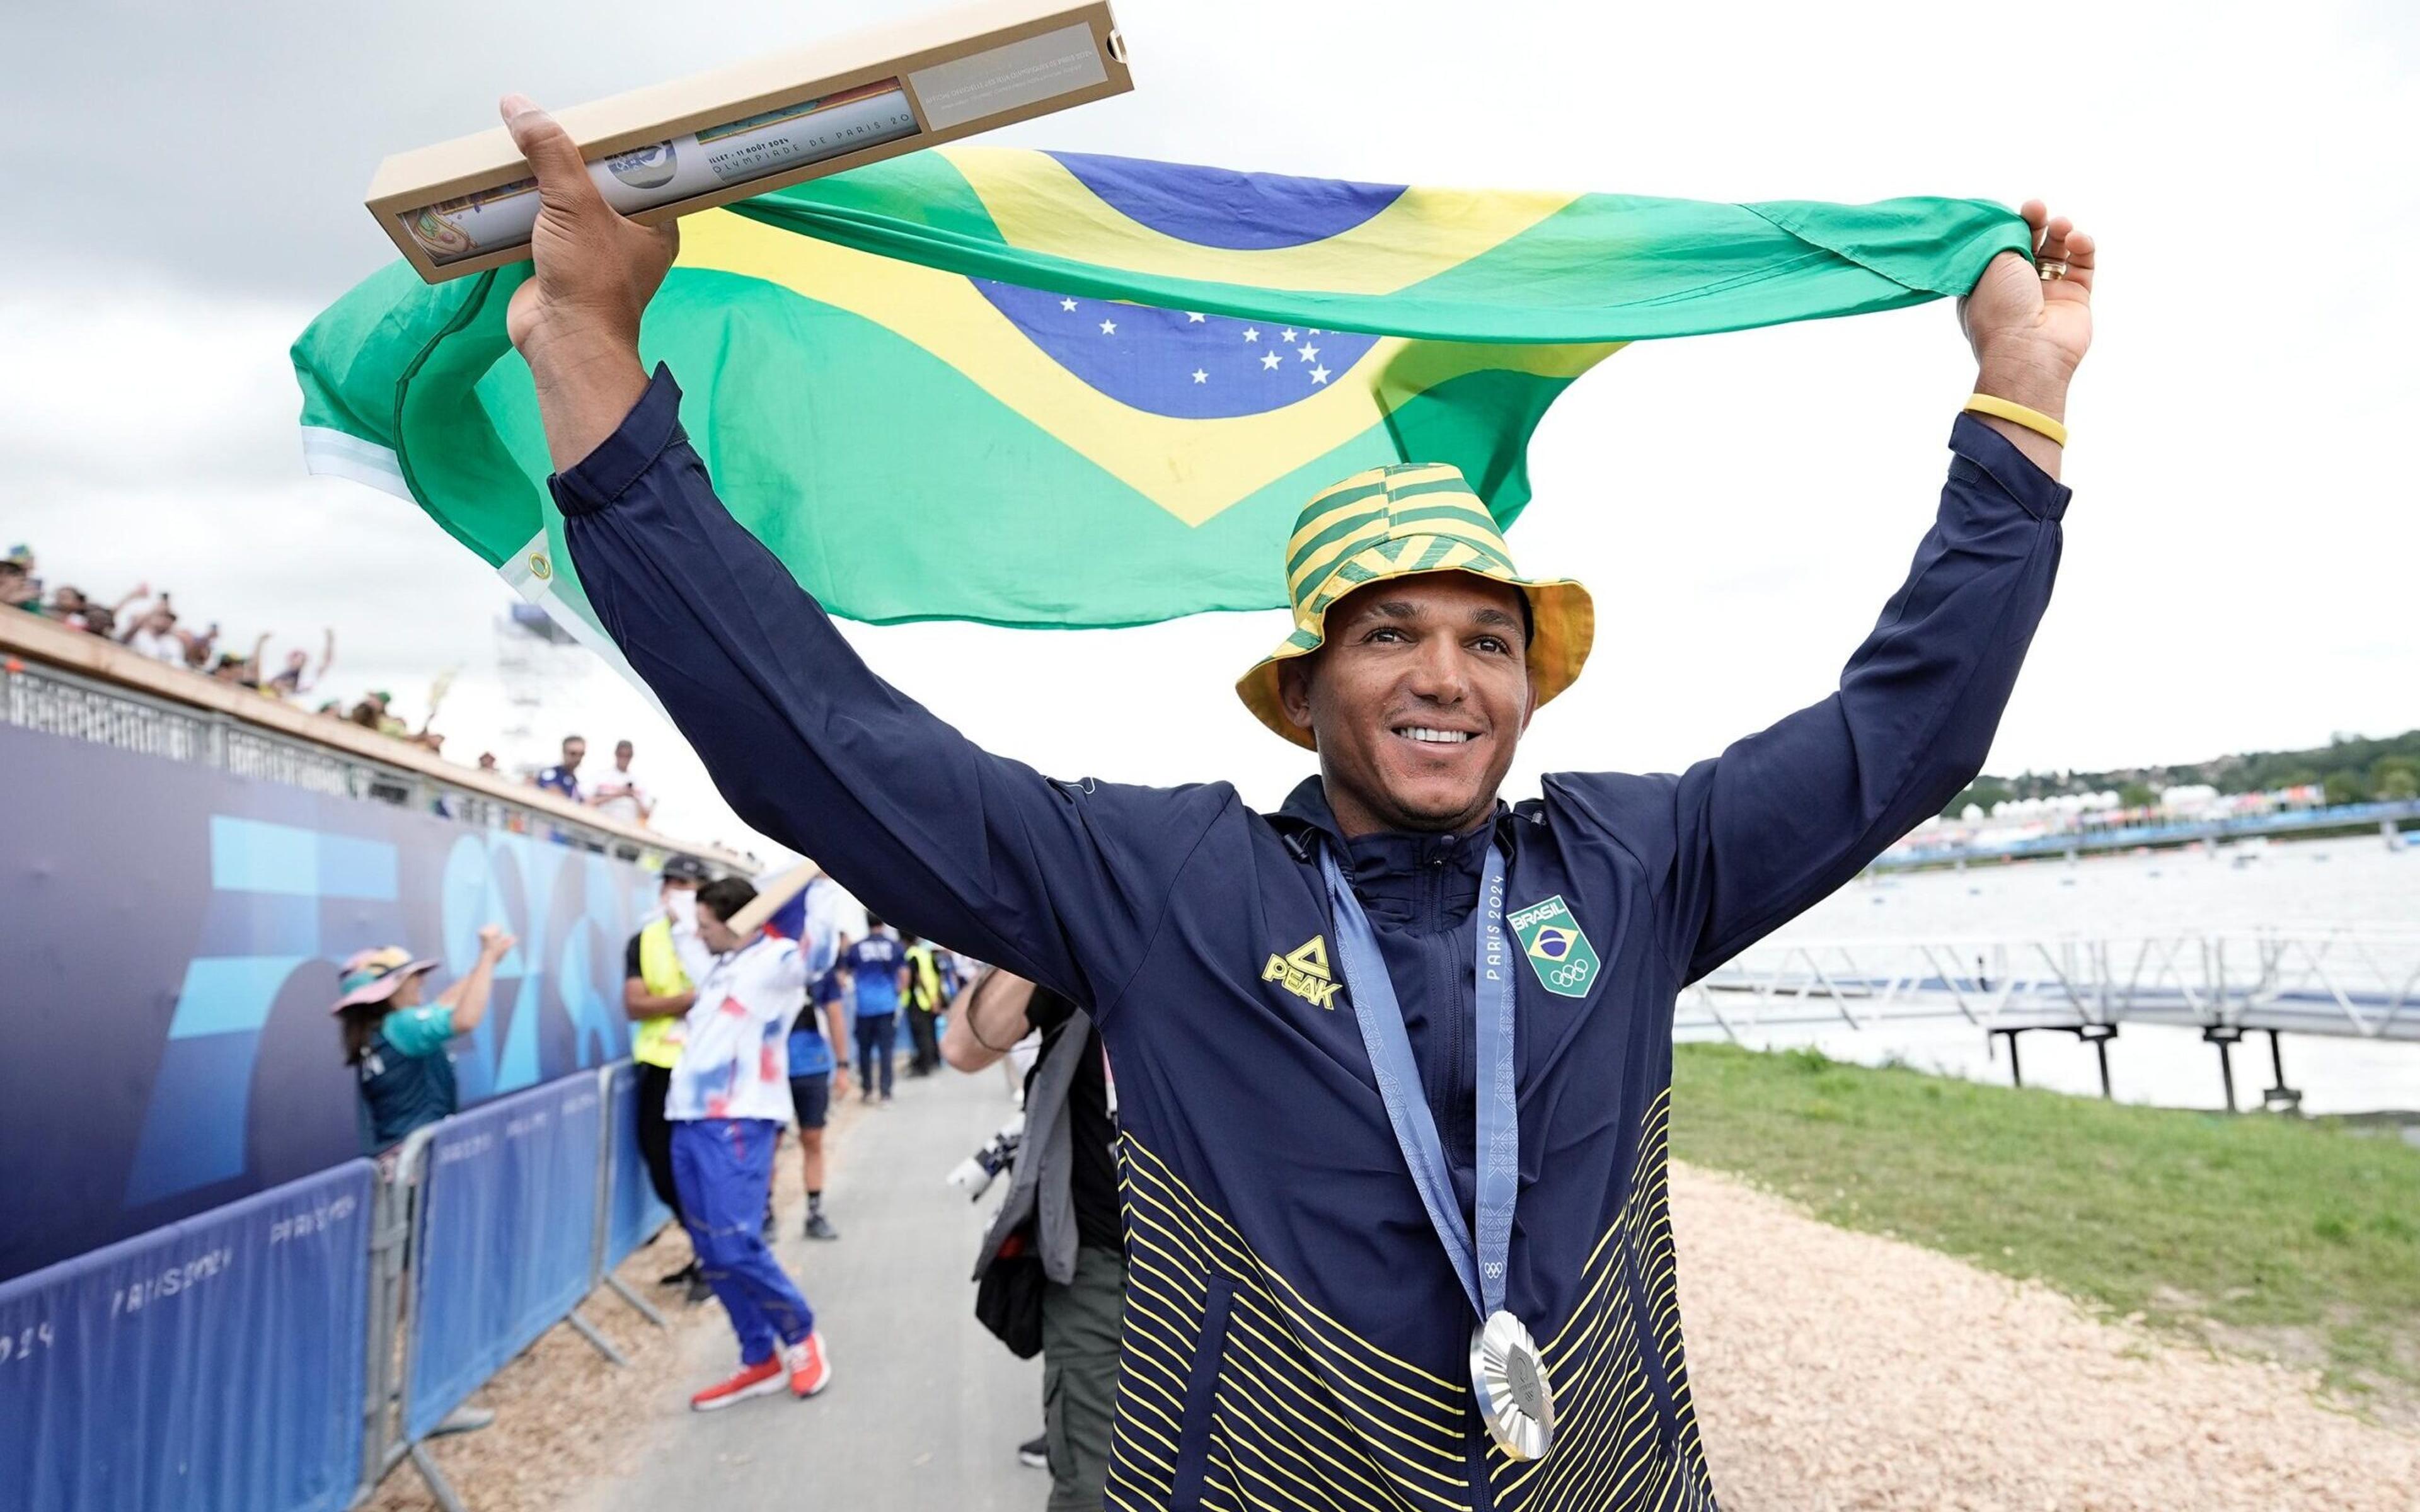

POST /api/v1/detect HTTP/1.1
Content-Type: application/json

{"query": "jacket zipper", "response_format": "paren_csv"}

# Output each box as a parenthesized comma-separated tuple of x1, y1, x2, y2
(1429, 849, 1472, 1163)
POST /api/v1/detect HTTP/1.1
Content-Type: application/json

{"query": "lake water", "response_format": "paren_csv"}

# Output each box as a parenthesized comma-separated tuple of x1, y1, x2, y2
(1685, 836, 2420, 1116)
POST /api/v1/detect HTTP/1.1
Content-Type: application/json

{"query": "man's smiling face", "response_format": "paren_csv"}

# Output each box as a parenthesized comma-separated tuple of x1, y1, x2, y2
(1279, 572, 1537, 837)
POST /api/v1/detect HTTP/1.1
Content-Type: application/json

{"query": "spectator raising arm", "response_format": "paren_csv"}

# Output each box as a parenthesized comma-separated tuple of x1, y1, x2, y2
(114, 595, 153, 643)
(437, 925, 516, 1036)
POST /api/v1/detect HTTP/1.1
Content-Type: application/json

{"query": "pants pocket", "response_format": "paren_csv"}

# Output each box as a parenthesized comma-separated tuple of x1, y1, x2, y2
(1169, 1275, 1235, 1506)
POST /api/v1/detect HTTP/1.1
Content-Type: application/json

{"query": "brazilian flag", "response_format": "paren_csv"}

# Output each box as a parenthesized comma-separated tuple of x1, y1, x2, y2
(293, 148, 2025, 646)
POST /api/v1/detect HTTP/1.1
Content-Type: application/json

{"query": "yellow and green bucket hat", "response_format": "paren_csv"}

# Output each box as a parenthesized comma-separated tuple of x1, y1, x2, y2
(1235, 462, 1594, 748)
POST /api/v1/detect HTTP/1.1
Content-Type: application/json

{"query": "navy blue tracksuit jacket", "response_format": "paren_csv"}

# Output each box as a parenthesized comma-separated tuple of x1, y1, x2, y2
(554, 369, 2068, 1512)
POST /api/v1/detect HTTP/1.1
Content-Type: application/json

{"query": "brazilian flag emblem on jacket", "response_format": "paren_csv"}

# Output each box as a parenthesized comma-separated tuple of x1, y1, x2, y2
(1510, 896, 1599, 999)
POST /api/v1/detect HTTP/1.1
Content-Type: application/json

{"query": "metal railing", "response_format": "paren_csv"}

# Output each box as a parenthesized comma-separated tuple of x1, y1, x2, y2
(1685, 930, 2420, 1109)
(1685, 929, 2420, 1043)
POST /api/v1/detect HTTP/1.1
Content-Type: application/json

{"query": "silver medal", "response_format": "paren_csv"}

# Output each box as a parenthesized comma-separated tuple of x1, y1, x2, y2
(1469, 1309, 1555, 1461)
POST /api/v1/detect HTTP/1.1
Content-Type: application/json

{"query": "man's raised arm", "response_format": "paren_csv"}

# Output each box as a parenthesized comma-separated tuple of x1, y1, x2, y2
(1574, 203, 2096, 983)
(498, 97, 1229, 1012)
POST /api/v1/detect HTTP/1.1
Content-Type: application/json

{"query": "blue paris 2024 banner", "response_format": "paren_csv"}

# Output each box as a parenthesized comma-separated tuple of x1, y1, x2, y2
(0, 721, 659, 1281)
(0, 1160, 376, 1512)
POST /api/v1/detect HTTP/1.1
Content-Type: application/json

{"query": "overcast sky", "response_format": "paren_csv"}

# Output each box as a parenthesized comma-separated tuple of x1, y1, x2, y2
(4, 1, 2414, 855)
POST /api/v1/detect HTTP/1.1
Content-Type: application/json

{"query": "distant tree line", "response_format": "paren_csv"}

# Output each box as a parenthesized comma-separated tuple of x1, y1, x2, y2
(1942, 728, 2420, 818)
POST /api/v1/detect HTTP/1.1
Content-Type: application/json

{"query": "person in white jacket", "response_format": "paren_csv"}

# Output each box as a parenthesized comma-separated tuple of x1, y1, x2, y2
(668, 875, 831, 1411)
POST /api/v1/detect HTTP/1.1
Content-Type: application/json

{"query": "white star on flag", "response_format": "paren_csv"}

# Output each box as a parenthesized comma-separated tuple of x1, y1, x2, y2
(1309, 365, 1330, 384)
(1298, 344, 1320, 363)
(1281, 328, 1297, 343)
(1192, 369, 1208, 383)
(1099, 319, 1116, 335)
(1242, 328, 1260, 342)
(1185, 312, 1206, 323)
(1309, 328, 1323, 336)
(1259, 350, 1282, 370)
(1059, 297, 1078, 311)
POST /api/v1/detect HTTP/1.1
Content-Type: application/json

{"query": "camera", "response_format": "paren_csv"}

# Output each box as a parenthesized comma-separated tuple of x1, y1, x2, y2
(945, 1114, 1025, 1202)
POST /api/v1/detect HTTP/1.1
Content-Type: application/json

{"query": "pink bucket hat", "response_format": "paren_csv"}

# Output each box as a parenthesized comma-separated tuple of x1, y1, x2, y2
(330, 946, 438, 1012)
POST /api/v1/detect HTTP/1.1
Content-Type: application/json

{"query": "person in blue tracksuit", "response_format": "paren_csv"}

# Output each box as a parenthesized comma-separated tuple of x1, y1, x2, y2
(839, 922, 910, 1104)
(496, 95, 2094, 1511)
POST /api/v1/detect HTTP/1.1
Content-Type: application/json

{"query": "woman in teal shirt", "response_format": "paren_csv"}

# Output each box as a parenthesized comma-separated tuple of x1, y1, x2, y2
(333, 925, 514, 1150)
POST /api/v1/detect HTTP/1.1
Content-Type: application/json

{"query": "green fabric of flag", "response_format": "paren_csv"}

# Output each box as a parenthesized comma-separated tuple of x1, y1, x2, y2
(294, 147, 2027, 639)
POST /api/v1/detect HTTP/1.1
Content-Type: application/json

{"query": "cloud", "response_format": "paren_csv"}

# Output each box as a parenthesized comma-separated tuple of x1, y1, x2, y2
(3, 0, 2416, 852)
(0, 282, 314, 489)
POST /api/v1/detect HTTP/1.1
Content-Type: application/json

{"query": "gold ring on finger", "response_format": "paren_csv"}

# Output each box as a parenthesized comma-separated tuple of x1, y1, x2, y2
(2039, 260, 2070, 280)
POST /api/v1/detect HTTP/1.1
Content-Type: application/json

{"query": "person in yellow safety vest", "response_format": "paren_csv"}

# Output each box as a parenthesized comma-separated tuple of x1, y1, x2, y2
(901, 931, 950, 1077)
(625, 854, 714, 1298)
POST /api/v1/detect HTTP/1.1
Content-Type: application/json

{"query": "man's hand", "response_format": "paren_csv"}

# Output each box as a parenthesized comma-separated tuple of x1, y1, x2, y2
(497, 94, 678, 471)
(1959, 199, 2095, 476)
(476, 924, 518, 961)
(831, 1065, 851, 1101)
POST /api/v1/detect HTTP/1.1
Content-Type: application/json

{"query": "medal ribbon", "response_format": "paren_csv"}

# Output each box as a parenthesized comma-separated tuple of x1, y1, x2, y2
(1319, 841, 1518, 1322)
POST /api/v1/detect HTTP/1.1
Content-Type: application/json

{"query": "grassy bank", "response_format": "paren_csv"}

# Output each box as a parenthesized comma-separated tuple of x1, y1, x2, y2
(1670, 1043, 2420, 1411)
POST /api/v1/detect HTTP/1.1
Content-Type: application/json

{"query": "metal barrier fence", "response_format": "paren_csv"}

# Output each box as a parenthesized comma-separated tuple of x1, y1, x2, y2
(0, 1161, 377, 1512)
(363, 1061, 674, 1512)
(0, 1062, 672, 1512)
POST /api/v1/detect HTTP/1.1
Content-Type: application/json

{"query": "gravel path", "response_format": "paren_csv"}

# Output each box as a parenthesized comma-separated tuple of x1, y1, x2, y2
(1673, 1164, 2420, 1511)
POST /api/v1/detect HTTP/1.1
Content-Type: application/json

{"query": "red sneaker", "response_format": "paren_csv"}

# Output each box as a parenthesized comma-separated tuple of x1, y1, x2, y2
(689, 1356, 785, 1412)
(785, 1332, 831, 1398)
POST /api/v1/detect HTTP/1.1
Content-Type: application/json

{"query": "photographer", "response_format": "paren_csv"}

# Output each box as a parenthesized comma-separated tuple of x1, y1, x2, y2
(946, 968, 1122, 1512)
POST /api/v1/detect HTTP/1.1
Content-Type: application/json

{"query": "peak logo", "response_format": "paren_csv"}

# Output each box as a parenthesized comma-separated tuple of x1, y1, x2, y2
(1262, 935, 1342, 1010)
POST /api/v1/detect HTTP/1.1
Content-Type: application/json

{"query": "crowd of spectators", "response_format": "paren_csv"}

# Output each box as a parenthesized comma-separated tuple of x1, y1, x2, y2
(0, 541, 453, 745)
(8, 544, 667, 828)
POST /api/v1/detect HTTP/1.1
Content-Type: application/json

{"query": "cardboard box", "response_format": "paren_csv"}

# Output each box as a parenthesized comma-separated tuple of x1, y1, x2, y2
(367, 0, 1129, 284)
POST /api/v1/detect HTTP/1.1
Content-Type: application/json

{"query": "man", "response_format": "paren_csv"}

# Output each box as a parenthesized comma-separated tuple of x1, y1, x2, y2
(43, 581, 145, 634)
(0, 557, 41, 615)
(534, 733, 586, 800)
(667, 875, 831, 1409)
(262, 629, 336, 701)
(117, 597, 190, 665)
(349, 689, 407, 738)
(838, 918, 910, 1104)
(948, 970, 1124, 1512)
(899, 929, 950, 1078)
(501, 93, 2091, 1508)
(592, 738, 655, 825)
(0, 546, 38, 616)
(789, 962, 850, 1240)
(623, 854, 713, 1300)
(209, 648, 260, 689)
(179, 619, 222, 673)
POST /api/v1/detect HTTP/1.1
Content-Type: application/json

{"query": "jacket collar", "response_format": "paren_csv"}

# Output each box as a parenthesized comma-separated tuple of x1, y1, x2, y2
(1270, 776, 1519, 876)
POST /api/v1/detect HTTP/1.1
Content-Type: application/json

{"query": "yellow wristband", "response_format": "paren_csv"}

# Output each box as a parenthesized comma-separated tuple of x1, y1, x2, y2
(1963, 392, 2068, 447)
